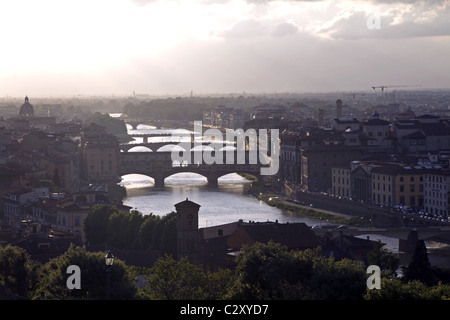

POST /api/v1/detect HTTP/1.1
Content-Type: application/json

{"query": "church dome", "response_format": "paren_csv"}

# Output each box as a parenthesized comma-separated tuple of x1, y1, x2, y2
(19, 96, 34, 117)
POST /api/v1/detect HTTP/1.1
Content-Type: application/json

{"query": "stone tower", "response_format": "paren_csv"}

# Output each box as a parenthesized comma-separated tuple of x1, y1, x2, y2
(175, 198, 200, 263)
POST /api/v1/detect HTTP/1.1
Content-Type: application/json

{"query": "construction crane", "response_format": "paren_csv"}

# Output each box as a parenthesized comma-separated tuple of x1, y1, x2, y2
(371, 85, 421, 92)
(371, 85, 421, 119)
(372, 84, 421, 104)
(346, 92, 368, 105)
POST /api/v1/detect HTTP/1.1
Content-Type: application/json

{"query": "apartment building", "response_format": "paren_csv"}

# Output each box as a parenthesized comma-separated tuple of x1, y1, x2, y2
(424, 169, 450, 218)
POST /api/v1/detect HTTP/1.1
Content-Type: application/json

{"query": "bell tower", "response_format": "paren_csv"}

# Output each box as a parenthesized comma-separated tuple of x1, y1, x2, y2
(175, 198, 200, 263)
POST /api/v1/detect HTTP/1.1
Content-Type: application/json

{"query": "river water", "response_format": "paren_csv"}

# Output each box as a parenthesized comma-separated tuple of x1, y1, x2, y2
(119, 124, 320, 228)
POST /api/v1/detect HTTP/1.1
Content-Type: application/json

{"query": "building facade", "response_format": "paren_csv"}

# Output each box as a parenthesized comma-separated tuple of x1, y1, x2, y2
(424, 169, 450, 219)
(80, 123, 120, 182)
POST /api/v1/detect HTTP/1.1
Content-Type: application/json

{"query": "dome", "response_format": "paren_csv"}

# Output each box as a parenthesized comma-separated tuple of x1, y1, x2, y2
(19, 96, 34, 117)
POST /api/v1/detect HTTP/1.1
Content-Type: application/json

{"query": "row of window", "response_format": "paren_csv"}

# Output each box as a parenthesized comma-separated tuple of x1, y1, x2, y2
(399, 184, 423, 193)
(425, 175, 449, 183)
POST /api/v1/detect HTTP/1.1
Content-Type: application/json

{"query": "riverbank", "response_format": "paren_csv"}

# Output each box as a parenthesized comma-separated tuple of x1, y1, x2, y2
(258, 194, 374, 227)
(241, 174, 373, 227)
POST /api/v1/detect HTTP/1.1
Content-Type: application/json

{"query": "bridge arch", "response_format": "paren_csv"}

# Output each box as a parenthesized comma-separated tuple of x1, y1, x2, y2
(119, 173, 155, 188)
(165, 172, 208, 185)
(157, 144, 186, 152)
(126, 146, 153, 152)
(190, 145, 214, 152)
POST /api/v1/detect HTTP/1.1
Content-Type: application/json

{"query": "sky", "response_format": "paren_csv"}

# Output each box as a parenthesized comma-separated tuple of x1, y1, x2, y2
(0, 0, 449, 97)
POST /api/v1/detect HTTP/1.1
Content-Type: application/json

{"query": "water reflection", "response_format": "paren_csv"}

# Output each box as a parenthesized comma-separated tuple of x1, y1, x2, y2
(120, 173, 320, 228)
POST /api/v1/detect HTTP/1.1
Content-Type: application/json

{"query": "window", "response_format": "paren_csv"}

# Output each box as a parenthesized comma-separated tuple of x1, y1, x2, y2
(74, 216, 81, 227)
(400, 185, 404, 192)
(410, 185, 415, 192)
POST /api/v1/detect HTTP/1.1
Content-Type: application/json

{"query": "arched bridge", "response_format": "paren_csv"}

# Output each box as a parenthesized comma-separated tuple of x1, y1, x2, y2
(120, 140, 235, 153)
(119, 150, 269, 188)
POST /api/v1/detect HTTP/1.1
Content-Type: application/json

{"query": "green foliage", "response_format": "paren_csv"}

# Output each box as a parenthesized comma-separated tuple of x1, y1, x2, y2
(143, 254, 234, 300)
(33, 244, 138, 300)
(84, 204, 119, 245)
(84, 204, 176, 255)
(229, 242, 368, 300)
(306, 256, 367, 300)
(0, 244, 40, 298)
(230, 241, 314, 299)
(364, 278, 450, 300)
(402, 240, 435, 286)
(367, 240, 400, 275)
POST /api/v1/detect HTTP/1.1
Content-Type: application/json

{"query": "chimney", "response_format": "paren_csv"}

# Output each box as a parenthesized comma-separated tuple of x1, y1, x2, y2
(336, 99, 343, 118)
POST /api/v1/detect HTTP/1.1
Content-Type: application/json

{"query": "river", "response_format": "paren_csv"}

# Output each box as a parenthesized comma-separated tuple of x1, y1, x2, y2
(119, 123, 322, 228)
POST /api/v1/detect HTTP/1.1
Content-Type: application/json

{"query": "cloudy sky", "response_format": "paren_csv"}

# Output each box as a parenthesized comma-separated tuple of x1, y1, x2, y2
(0, 0, 449, 96)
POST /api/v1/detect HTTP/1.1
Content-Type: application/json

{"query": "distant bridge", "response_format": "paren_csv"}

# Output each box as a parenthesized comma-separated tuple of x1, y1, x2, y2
(119, 140, 235, 153)
(119, 150, 269, 188)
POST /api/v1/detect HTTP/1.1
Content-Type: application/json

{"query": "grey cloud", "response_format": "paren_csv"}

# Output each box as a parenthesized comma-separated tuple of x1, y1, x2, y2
(271, 22, 299, 37)
(322, 2, 450, 40)
(222, 19, 269, 38)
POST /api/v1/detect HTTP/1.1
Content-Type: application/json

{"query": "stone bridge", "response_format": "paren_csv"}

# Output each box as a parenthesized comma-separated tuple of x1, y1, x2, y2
(119, 150, 268, 188)
(119, 140, 235, 153)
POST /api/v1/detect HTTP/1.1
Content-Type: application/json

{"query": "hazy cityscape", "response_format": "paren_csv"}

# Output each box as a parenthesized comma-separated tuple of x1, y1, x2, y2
(0, 0, 450, 311)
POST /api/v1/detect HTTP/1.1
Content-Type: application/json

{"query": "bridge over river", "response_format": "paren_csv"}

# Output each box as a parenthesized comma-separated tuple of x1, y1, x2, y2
(119, 150, 270, 188)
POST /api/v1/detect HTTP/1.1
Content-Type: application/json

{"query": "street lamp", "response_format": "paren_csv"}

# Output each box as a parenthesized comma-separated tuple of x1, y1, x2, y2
(105, 250, 114, 299)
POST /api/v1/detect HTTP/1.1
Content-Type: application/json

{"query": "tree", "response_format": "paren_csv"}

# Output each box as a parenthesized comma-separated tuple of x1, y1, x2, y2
(83, 204, 119, 246)
(33, 245, 138, 300)
(152, 212, 177, 257)
(138, 213, 161, 249)
(306, 256, 367, 300)
(229, 241, 313, 300)
(144, 255, 208, 300)
(0, 245, 40, 298)
(367, 240, 399, 275)
(403, 240, 435, 286)
(364, 278, 450, 300)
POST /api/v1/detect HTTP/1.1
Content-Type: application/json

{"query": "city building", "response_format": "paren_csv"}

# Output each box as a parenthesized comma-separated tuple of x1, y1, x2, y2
(331, 164, 351, 199)
(279, 131, 304, 187)
(361, 112, 393, 152)
(424, 169, 450, 219)
(392, 115, 450, 154)
(2, 188, 50, 228)
(203, 106, 250, 129)
(301, 144, 363, 192)
(331, 118, 360, 132)
(333, 160, 431, 208)
(80, 123, 120, 182)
